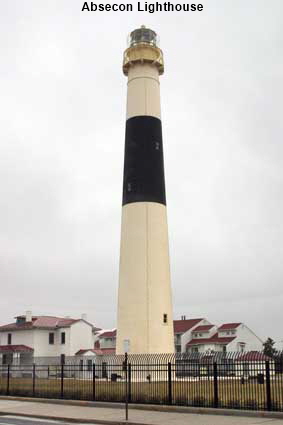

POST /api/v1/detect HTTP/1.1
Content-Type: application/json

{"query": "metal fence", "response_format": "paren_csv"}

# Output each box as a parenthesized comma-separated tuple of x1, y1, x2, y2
(0, 351, 283, 412)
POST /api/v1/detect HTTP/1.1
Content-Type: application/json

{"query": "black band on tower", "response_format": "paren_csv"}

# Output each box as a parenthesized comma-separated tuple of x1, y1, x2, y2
(122, 116, 166, 206)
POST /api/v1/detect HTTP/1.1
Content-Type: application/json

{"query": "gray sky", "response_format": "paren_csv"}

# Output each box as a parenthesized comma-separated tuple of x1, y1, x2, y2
(0, 0, 282, 346)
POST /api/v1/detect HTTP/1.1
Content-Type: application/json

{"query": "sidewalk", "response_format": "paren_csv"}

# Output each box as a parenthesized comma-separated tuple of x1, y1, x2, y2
(1, 398, 283, 425)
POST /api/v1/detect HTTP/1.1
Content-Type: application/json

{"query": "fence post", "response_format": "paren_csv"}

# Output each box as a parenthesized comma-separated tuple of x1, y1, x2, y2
(6, 364, 10, 396)
(128, 363, 132, 403)
(213, 362, 218, 408)
(168, 362, 172, 405)
(60, 364, 64, 399)
(92, 363, 96, 401)
(32, 364, 36, 396)
(125, 352, 128, 421)
(265, 361, 271, 411)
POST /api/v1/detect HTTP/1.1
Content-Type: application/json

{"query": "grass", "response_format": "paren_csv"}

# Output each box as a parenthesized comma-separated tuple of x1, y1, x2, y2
(0, 376, 282, 411)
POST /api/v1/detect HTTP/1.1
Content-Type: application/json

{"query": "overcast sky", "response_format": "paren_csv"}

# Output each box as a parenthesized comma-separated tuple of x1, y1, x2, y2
(0, 0, 282, 346)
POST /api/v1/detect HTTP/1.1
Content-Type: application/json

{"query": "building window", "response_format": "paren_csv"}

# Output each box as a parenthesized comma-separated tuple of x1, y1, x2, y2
(7, 334, 12, 345)
(239, 343, 245, 352)
(79, 359, 84, 371)
(222, 345, 227, 353)
(49, 333, 54, 344)
(61, 332, 65, 344)
(175, 334, 181, 344)
(192, 346, 199, 353)
(87, 360, 93, 371)
(60, 354, 65, 365)
(2, 354, 7, 364)
(163, 314, 168, 324)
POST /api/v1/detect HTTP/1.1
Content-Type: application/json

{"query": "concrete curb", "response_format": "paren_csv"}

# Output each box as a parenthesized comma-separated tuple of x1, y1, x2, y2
(1, 396, 283, 421)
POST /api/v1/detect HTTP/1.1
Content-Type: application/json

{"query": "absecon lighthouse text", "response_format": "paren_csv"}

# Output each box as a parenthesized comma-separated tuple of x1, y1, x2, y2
(81, 2, 204, 12)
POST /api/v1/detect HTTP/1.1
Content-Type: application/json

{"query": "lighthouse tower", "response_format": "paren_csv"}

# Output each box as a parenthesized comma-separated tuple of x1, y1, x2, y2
(116, 26, 174, 355)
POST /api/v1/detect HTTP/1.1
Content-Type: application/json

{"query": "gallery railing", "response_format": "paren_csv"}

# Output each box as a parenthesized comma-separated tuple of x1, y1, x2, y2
(0, 351, 282, 412)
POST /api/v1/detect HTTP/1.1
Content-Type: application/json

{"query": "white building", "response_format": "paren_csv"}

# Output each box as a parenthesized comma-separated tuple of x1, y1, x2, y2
(0, 311, 99, 365)
(235, 351, 274, 377)
(186, 322, 263, 353)
(173, 317, 212, 353)
(97, 330, 116, 354)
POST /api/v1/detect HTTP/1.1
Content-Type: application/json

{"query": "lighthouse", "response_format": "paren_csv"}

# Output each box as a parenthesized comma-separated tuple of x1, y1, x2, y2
(116, 26, 174, 355)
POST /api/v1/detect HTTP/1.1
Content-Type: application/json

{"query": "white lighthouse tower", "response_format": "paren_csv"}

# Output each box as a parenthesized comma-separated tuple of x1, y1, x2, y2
(116, 26, 174, 355)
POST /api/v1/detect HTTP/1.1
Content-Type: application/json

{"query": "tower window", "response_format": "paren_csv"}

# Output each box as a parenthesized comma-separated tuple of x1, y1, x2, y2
(163, 314, 168, 324)
(49, 332, 54, 344)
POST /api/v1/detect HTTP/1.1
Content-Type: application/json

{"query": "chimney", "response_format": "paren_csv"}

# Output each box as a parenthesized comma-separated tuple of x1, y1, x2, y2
(81, 313, 87, 321)
(26, 311, 32, 322)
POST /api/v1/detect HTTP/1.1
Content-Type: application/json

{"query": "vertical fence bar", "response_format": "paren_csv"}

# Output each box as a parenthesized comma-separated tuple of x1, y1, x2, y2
(128, 363, 132, 403)
(213, 362, 218, 408)
(125, 353, 128, 421)
(32, 364, 36, 396)
(168, 362, 172, 405)
(265, 361, 271, 411)
(60, 364, 64, 399)
(6, 364, 10, 396)
(92, 363, 96, 401)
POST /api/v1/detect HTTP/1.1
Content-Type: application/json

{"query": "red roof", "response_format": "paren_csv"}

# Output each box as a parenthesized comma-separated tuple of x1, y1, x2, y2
(100, 348, 116, 354)
(174, 319, 203, 333)
(193, 325, 214, 332)
(75, 348, 116, 355)
(187, 333, 236, 346)
(0, 316, 83, 331)
(237, 352, 271, 361)
(99, 330, 117, 338)
(0, 345, 33, 353)
(218, 323, 241, 330)
(75, 349, 103, 355)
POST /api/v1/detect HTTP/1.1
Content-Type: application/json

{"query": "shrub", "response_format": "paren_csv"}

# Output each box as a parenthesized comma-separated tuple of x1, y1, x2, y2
(245, 399, 258, 410)
(192, 396, 207, 407)
(271, 401, 281, 411)
(225, 399, 241, 409)
(174, 395, 188, 406)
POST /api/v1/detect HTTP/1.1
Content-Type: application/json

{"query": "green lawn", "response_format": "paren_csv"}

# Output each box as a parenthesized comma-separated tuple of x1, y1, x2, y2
(0, 377, 282, 410)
